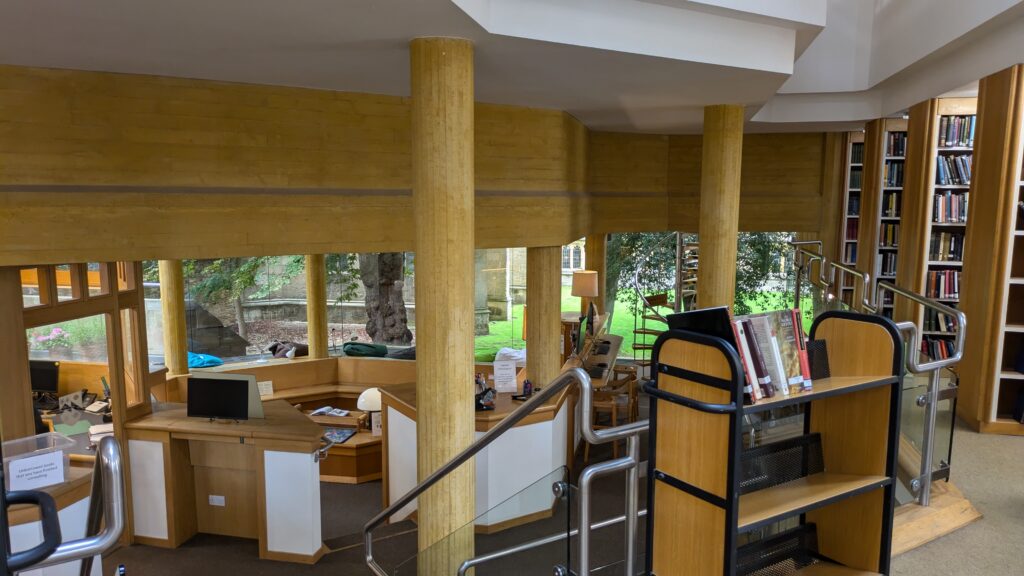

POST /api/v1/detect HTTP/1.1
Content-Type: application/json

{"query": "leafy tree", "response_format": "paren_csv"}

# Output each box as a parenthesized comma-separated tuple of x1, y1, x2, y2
(358, 252, 414, 345)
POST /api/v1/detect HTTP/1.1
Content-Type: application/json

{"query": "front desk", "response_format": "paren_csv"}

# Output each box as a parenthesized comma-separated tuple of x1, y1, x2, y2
(7, 468, 101, 576)
(125, 400, 326, 564)
(380, 382, 575, 533)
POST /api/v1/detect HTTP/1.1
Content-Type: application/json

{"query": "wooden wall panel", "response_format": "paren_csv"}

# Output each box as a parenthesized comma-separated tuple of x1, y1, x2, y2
(588, 132, 670, 234)
(895, 104, 939, 322)
(0, 267, 34, 439)
(856, 119, 886, 306)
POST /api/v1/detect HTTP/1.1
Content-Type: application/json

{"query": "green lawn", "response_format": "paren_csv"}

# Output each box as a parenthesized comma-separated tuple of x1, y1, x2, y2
(473, 286, 812, 362)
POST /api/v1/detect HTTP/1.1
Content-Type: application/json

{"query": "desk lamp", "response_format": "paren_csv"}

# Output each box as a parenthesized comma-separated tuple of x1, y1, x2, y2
(358, 388, 383, 436)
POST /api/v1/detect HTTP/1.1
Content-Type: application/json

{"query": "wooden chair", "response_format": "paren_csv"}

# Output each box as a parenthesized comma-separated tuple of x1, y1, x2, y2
(583, 365, 638, 463)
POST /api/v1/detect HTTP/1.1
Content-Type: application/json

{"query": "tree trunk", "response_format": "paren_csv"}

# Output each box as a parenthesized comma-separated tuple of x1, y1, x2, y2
(234, 296, 248, 340)
(358, 253, 414, 345)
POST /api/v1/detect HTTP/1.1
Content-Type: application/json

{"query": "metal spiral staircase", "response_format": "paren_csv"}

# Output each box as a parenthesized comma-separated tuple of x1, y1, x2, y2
(629, 237, 698, 371)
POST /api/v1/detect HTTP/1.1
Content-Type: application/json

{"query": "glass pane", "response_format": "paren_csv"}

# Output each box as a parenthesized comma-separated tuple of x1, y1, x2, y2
(121, 308, 144, 407)
(27, 315, 109, 364)
(20, 267, 46, 308)
(393, 467, 573, 576)
(141, 261, 165, 372)
(55, 264, 77, 302)
(87, 262, 109, 297)
(184, 256, 314, 364)
(117, 262, 135, 292)
(474, 248, 526, 362)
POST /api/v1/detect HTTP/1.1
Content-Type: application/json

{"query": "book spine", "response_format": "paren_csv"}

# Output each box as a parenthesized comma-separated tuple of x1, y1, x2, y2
(792, 309, 812, 390)
(741, 319, 774, 398)
(732, 320, 760, 403)
(766, 325, 790, 396)
(750, 316, 788, 396)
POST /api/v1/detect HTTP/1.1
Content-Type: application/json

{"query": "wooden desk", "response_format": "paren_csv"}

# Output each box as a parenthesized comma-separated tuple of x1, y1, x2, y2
(305, 410, 382, 485)
(126, 400, 326, 564)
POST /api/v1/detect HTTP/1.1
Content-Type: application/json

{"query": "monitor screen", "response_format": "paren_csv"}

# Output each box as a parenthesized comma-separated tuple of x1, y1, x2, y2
(586, 301, 597, 337)
(187, 376, 249, 420)
(30, 360, 60, 393)
(575, 314, 589, 356)
(665, 306, 738, 349)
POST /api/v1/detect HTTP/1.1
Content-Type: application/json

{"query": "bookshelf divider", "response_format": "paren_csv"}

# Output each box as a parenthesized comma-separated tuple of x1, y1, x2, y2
(840, 132, 865, 307)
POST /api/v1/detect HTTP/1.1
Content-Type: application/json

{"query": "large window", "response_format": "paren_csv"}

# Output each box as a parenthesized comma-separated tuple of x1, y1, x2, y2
(182, 256, 308, 363)
(324, 252, 416, 355)
(27, 315, 108, 364)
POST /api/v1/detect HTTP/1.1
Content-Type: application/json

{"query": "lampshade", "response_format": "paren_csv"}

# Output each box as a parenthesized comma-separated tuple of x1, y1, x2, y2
(357, 387, 382, 412)
(571, 270, 599, 298)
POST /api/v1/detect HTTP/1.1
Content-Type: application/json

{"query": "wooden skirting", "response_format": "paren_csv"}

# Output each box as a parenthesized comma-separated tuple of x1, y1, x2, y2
(260, 543, 329, 565)
(891, 480, 981, 556)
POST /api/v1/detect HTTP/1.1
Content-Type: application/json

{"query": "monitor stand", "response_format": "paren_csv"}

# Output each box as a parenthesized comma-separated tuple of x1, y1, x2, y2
(33, 391, 58, 412)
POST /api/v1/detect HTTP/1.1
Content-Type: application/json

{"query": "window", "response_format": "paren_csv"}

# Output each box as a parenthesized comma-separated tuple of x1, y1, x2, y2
(141, 261, 164, 372)
(324, 252, 415, 355)
(26, 315, 109, 364)
(120, 308, 144, 407)
(183, 256, 308, 364)
(561, 243, 584, 271)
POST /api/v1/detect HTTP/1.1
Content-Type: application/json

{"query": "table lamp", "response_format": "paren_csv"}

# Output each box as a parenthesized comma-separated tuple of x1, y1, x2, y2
(358, 388, 383, 436)
(572, 270, 599, 314)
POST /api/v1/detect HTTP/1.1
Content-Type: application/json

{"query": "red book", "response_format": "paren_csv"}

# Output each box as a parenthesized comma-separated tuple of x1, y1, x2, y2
(791, 308, 812, 390)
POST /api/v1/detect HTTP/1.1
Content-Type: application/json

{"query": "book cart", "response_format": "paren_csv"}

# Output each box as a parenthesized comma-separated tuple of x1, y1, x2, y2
(643, 310, 903, 575)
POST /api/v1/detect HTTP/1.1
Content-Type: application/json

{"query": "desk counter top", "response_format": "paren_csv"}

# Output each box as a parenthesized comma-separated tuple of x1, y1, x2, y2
(126, 400, 323, 448)
(380, 382, 573, 433)
(8, 467, 93, 526)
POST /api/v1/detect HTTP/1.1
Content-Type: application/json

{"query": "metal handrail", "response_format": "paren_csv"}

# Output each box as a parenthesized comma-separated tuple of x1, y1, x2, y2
(578, 369, 648, 576)
(362, 368, 592, 576)
(30, 436, 125, 570)
(630, 232, 683, 323)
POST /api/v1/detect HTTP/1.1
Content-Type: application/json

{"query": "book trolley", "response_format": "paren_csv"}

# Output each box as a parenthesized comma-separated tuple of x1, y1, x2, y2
(643, 311, 903, 575)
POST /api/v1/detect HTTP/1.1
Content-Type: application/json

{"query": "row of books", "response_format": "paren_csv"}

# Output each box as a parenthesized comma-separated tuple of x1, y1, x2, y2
(933, 191, 969, 223)
(886, 132, 907, 157)
(882, 191, 901, 218)
(937, 115, 975, 148)
(849, 168, 863, 190)
(845, 219, 859, 241)
(926, 269, 960, 299)
(936, 153, 972, 186)
(843, 242, 858, 264)
(929, 232, 965, 262)
(731, 309, 812, 405)
(924, 309, 957, 333)
(846, 193, 861, 215)
(879, 252, 897, 277)
(851, 142, 864, 164)
(884, 161, 904, 188)
(880, 223, 900, 247)
(922, 337, 956, 360)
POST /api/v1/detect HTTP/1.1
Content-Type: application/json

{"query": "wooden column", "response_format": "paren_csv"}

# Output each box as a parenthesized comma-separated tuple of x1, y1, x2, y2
(855, 119, 886, 308)
(0, 267, 35, 440)
(305, 254, 328, 358)
(410, 37, 475, 564)
(585, 234, 607, 314)
(527, 246, 563, 387)
(158, 260, 189, 376)
(696, 105, 744, 310)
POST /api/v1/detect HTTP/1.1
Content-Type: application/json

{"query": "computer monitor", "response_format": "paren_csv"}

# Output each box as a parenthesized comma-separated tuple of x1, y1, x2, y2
(586, 301, 597, 337)
(575, 314, 589, 356)
(665, 306, 738, 349)
(187, 372, 263, 420)
(29, 360, 60, 393)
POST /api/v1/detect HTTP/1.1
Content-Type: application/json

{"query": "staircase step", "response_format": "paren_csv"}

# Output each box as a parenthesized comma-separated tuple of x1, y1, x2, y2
(632, 344, 654, 351)
(634, 328, 664, 336)
(643, 314, 668, 322)
(633, 360, 652, 367)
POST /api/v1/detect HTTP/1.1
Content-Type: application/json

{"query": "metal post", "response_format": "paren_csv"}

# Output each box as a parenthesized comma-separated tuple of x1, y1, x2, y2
(578, 455, 636, 576)
(918, 369, 941, 506)
(624, 435, 639, 575)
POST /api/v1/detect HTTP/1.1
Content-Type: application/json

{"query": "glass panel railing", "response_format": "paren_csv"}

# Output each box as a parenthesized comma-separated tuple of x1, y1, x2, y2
(896, 366, 958, 505)
(394, 466, 575, 576)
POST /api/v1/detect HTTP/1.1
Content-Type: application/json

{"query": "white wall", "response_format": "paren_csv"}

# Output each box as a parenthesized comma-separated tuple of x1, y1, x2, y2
(780, 0, 874, 94)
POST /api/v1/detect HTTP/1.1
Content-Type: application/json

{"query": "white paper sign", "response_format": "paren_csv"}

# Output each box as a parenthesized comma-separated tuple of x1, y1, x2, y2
(257, 380, 274, 398)
(494, 360, 518, 393)
(371, 412, 382, 437)
(9, 450, 64, 491)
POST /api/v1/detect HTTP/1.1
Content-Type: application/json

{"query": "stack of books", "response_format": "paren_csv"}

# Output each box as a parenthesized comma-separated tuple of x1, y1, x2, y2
(886, 132, 907, 157)
(880, 253, 898, 277)
(927, 270, 960, 299)
(884, 162, 904, 187)
(933, 191, 969, 223)
(880, 223, 900, 247)
(930, 232, 965, 261)
(923, 338, 956, 360)
(731, 309, 812, 405)
(89, 423, 114, 444)
(882, 192, 901, 217)
(936, 154, 972, 186)
(924, 309, 957, 334)
(938, 116, 976, 148)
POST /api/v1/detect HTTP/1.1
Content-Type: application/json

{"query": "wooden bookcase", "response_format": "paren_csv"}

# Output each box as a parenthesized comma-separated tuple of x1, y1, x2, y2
(958, 65, 1024, 434)
(645, 311, 902, 575)
(840, 132, 865, 307)
(856, 118, 907, 317)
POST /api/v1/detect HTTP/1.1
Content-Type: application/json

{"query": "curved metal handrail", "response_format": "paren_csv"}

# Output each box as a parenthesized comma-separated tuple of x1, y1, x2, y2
(29, 436, 125, 570)
(363, 368, 592, 576)
(876, 281, 967, 373)
(630, 232, 686, 323)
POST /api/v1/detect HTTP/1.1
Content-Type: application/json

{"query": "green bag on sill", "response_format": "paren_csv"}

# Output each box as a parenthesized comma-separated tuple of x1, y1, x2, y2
(342, 342, 388, 357)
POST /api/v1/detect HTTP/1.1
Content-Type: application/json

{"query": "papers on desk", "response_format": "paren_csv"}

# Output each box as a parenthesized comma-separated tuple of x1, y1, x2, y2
(323, 427, 356, 445)
(310, 406, 350, 417)
(89, 423, 114, 444)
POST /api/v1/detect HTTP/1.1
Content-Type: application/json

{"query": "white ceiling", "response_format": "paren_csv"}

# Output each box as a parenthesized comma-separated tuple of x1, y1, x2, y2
(0, 0, 1022, 133)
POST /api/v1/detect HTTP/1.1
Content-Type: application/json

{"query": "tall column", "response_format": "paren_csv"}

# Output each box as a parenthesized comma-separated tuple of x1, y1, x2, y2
(411, 37, 475, 564)
(527, 246, 563, 386)
(696, 105, 744, 310)
(585, 234, 607, 314)
(0, 267, 35, 439)
(158, 260, 189, 376)
(305, 254, 328, 358)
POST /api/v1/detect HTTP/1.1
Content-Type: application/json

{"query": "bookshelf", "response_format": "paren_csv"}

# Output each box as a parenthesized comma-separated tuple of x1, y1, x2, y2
(646, 311, 902, 575)
(921, 100, 975, 360)
(857, 119, 906, 318)
(840, 133, 864, 306)
(958, 64, 1024, 434)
